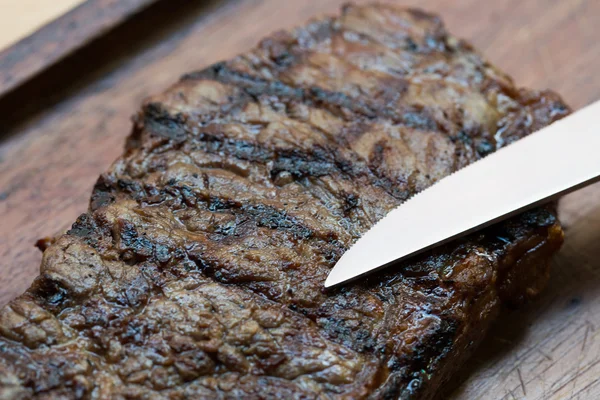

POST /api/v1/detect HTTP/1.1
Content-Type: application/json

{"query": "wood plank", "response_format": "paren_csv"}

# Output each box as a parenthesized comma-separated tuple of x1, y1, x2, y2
(0, 0, 159, 98)
(0, 0, 86, 51)
(0, 0, 599, 398)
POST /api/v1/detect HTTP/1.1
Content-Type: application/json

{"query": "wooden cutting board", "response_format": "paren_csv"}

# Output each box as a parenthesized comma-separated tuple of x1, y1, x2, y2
(0, 0, 159, 97)
(0, 1, 599, 399)
(0, 0, 86, 51)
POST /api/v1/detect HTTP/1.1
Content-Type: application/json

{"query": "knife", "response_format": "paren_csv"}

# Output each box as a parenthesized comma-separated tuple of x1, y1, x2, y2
(325, 100, 600, 288)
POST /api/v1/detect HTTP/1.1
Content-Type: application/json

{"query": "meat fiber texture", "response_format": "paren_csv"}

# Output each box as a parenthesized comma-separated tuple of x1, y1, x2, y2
(0, 4, 567, 400)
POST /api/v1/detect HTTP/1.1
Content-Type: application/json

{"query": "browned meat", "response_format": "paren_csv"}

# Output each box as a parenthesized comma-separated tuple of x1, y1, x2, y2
(0, 4, 567, 399)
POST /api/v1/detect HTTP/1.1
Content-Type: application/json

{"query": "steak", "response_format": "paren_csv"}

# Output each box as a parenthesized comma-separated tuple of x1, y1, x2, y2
(0, 4, 567, 399)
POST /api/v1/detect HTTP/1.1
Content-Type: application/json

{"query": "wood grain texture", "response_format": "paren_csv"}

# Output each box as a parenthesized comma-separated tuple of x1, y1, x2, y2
(0, 0, 159, 98)
(0, 0, 599, 399)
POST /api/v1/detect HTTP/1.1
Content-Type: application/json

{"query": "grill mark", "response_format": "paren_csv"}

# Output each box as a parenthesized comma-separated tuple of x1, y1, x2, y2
(189, 133, 366, 186)
(91, 176, 338, 246)
(140, 105, 407, 201)
(183, 63, 441, 132)
(94, 131, 393, 239)
(144, 102, 189, 143)
(141, 101, 349, 178)
(318, 315, 382, 354)
(83, 185, 351, 315)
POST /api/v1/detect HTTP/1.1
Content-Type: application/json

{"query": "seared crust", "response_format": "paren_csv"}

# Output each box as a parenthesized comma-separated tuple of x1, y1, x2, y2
(0, 4, 567, 399)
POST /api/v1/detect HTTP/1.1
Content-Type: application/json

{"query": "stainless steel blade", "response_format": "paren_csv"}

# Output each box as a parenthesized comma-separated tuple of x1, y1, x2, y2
(325, 100, 600, 288)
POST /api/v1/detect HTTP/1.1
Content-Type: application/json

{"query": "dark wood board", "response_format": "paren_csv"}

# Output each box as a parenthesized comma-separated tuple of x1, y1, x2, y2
(0, 0, 160, 98)
(1, 1, 600, 398)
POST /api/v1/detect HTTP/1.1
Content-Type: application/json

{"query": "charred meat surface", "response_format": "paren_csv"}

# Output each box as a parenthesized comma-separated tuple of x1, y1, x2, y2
(0, 4, 567, 400)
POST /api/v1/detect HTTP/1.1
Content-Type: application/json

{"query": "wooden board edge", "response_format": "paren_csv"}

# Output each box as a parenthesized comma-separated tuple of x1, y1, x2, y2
(0, 0, 160, 99)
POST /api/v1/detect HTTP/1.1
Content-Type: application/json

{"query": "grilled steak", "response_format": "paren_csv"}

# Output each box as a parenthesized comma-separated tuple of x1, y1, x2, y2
(0, 4, 567, 399)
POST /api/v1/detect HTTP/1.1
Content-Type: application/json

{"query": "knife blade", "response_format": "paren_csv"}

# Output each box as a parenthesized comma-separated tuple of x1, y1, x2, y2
(325, 100, 600, 288)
